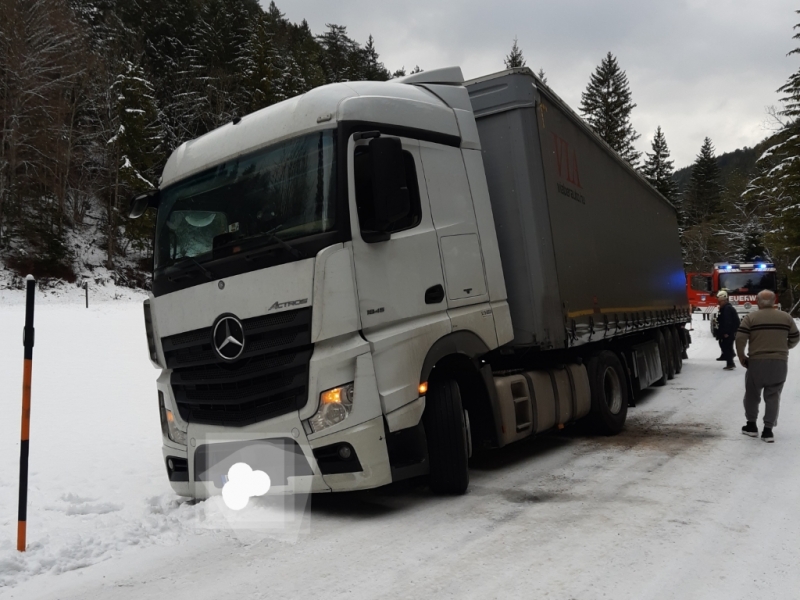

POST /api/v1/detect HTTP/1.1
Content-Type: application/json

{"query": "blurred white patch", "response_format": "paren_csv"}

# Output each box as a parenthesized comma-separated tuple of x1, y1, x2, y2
(221, 463, 271, 511)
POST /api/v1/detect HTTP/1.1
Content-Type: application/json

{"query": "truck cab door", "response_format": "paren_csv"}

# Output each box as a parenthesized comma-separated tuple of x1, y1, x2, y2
(418, 142, 489, 307)
(348, 134, 447, 331)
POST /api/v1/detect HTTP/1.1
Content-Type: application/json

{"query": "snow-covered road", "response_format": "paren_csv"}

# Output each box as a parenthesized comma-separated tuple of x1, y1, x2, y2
(1, 301, 799, 599)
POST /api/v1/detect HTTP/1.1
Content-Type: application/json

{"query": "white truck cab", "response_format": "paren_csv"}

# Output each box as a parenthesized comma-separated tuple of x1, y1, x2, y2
(137, 68, 512, 497)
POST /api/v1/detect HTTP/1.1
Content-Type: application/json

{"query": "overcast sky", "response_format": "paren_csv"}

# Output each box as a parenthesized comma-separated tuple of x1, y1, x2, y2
(267, 0, 796, 169)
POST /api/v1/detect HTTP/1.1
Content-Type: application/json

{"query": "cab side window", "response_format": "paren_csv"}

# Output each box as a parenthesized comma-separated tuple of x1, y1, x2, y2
(354, 145, 422, 234)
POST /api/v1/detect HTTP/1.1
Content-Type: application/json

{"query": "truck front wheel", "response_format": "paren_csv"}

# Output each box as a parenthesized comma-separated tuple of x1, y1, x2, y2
(423, 379, 469, 495)
(587, 351, 629, 435)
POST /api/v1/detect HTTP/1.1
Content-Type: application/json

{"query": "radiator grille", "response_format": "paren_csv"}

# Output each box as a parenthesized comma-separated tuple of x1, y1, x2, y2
(162, 308, 312, 427)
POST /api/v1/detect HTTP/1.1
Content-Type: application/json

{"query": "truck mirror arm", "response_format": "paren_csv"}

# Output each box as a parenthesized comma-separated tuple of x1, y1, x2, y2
(129, 190, 160, 219)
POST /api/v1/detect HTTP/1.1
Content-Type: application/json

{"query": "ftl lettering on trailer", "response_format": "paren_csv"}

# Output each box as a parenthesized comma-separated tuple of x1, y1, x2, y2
(552, 133, 582, 188)
(552, 133, 585, 204)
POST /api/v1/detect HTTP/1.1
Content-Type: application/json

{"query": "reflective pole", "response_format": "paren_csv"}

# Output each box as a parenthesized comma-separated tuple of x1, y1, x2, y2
(17, 275, 35, 552)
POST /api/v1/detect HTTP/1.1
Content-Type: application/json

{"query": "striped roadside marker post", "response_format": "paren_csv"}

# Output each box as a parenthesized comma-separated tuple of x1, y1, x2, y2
(17, 275, 35, 552)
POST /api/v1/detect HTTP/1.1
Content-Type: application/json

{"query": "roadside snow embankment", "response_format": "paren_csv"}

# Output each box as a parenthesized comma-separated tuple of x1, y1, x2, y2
(0, 299, 197, 588)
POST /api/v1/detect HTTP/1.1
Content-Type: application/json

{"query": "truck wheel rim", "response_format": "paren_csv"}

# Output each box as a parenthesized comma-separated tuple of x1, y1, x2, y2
(603, 367, 623, 415)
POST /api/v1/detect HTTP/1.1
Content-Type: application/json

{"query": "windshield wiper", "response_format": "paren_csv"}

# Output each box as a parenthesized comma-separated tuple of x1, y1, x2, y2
(167, 257, 215, 281)
(241, 226, 307, 261)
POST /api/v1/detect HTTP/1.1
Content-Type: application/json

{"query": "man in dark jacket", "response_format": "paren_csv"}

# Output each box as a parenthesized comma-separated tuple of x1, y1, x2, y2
(716, 290, 740, 370)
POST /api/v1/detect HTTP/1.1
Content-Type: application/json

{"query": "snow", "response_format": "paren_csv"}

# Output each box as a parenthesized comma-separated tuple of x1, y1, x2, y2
(1, 308, 800, 599)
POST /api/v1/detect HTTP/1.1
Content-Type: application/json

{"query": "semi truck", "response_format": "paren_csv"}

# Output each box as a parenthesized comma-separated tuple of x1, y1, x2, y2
(130, 67, 691, 497)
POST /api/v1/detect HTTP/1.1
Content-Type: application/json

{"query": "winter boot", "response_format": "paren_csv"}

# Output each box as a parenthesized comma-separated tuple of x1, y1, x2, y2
(761, 427, 774, 443)
(741, 422, 758, 437)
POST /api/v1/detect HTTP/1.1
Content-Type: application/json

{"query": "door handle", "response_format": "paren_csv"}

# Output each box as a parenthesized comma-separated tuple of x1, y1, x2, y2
(425, 284, 445, 304)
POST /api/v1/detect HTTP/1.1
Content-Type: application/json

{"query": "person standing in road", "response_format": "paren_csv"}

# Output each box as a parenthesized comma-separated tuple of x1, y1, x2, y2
(716, 290, 740, 370)
(736, 290, 799, 442)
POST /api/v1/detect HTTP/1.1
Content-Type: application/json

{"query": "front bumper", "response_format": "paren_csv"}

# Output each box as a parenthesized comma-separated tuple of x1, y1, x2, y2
(164, 412, 392, 498)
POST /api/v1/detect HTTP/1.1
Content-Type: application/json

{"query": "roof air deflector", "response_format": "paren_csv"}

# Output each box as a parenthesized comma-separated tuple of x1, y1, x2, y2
(395, 66, 464, 86)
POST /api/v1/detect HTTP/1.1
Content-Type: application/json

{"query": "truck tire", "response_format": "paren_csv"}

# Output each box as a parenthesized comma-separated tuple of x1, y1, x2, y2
(423, 379, 469, 495)
(670, 326, 683, 374)
(587, 351, 629, 435)
(654, 330, 669, 386)
(662, 328, 676, 380)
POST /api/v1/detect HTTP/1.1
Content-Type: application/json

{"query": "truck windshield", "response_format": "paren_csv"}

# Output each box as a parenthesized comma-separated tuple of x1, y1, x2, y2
(719, 272, 777, 294)
(155, 130, 335, 271)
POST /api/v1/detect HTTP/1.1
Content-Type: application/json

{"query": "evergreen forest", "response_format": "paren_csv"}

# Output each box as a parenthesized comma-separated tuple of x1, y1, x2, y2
(2, 1, 800, 313)
(0, 0, 399, 287)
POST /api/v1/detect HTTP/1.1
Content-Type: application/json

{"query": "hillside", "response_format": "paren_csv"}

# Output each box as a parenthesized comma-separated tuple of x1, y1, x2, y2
(673, 139, 769, 193)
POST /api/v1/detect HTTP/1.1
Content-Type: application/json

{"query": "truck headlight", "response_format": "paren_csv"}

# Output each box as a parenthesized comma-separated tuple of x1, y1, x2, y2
(309, 383, 354, 432)
(159, 391, 187, 445)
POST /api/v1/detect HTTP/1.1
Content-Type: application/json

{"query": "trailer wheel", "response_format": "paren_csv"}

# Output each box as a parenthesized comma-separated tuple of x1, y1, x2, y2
(587, 351, 629, 435)
(654, 330, 669, 386)
(423, 379, 469, 495)
(670, 326, 683, 374)
(662, 328, 676, 380)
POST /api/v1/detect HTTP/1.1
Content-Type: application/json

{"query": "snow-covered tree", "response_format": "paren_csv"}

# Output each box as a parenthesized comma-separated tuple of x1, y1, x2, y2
(240, 12, 285, 111)
(579, 52, 641, 167)
(193, 0, 254, 127)
(743, 13, 800, 312)
(642, 126, 678, 203)
(706, 167, 766, 262)
(317, 24, 359, 83)
(505, 37, 526, 69)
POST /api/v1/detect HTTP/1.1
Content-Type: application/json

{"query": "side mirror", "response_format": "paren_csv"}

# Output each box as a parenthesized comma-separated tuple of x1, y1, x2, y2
(369, 137, 410, 233)
(129, 190, 160, 219)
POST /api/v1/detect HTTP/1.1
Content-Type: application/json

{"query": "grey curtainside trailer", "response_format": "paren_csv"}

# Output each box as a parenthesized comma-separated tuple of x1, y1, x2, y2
(465, 68, 690, 353)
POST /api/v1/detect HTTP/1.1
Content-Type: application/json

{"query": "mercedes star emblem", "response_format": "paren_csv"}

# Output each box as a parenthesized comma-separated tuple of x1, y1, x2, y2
(213, 315, 245, 360)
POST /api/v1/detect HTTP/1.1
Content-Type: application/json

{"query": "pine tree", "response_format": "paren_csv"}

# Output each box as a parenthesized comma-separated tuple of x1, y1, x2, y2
(240, 11, 285, 112)
(360, 35, 390, 81)
(537, 68, 547, 84)
(113, 60, 163, 255)
(685, 137, 722, 224)
(642, 126, 677, 202)
(504, 37, 525, 69)
(579, 52, 641, 167)
(317, 24, 359, 83)
(288, 19, 324, 91)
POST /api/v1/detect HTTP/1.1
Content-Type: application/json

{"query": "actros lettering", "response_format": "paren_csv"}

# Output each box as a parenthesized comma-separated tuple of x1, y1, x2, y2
(268, 298, 308, 311)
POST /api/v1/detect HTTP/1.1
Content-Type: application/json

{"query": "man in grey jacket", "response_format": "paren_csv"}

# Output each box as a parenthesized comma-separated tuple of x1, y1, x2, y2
(736, 290, 800, 442)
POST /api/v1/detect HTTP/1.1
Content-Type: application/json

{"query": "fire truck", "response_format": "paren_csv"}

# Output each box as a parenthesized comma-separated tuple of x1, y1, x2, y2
(713, 262, 779, 314)
(686, 272, 713, 313)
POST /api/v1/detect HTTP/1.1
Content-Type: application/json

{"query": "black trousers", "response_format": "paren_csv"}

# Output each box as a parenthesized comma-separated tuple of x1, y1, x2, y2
(719, 336, 735, 365)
